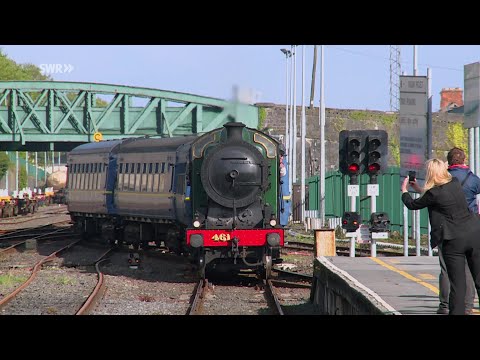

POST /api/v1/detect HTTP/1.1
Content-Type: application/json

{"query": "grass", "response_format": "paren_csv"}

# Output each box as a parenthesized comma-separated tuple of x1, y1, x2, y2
(0, 273, 27, 287)
(51, 275, 76, 286)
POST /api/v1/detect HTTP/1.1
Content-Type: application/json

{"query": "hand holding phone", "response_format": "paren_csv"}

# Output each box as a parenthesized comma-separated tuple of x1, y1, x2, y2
(408, 171, 416, 183)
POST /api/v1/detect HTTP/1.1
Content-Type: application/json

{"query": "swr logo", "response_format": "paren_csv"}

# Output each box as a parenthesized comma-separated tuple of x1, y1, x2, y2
(39, 64, 74, 75)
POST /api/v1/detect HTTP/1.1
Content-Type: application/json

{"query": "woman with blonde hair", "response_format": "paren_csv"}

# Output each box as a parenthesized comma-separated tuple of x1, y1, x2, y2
(402, 158, 480, 315)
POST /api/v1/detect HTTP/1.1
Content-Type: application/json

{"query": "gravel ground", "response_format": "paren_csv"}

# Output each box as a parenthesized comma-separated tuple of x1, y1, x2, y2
(91, 251, 197, 315)
(1, 266, 97, 315)
(0, 205, 70, 232)
(202, 276, 275, 315)
(1, 209, 318, 315)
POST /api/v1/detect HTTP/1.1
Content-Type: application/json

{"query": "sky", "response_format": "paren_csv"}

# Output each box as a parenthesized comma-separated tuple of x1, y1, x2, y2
(0, 45, 478, 112)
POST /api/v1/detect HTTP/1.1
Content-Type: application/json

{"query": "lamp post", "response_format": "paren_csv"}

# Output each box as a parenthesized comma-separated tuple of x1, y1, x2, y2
(280, 48, 291, 156)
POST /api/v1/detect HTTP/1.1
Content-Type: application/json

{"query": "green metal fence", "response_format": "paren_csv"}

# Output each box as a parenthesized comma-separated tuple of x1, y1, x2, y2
(307, 166, 429, 235)
(7, 152, 47, 182)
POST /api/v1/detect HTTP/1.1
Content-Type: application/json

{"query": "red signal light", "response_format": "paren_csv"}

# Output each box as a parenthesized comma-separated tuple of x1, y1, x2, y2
(368, 163, 380, 173)
(348, 163, 360, 173)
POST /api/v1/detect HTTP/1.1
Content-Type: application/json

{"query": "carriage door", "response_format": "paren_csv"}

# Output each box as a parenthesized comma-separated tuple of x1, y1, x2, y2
(173, 163, 187, 224)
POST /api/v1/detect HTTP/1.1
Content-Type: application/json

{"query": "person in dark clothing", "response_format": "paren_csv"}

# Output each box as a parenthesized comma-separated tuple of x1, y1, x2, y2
(435, 147, 480, 314)
(401, 158, 480, 315)
(447, 147, 480, 213)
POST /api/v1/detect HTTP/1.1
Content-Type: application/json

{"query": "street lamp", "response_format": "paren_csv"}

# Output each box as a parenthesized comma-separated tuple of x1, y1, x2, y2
(280, 48, 291, 150)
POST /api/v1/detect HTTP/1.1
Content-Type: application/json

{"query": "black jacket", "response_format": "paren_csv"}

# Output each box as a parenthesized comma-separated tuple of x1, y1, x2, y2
(402, 178, 480, 249)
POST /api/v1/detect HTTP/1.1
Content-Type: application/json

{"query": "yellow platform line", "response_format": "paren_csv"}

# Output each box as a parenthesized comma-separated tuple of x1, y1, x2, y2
(370, 257, 439, 294)
(370, 257, 480, 314)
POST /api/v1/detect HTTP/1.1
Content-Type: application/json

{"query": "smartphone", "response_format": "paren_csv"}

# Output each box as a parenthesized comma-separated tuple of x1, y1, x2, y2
(408, 171, 416, 182)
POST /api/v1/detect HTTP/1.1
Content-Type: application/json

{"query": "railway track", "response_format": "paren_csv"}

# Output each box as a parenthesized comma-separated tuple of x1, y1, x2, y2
(285, 240, 407, 257)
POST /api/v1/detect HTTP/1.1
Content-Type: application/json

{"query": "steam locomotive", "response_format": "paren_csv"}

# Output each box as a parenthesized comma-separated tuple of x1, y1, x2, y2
(66, 121, 291, 278)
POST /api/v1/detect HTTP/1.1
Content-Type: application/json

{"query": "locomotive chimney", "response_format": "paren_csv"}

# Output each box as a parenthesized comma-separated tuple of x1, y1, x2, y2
(224, 122, 246, 141)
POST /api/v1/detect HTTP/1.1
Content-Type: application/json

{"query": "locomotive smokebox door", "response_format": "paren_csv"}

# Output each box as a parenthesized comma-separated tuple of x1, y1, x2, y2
(128, 252, 141, 269)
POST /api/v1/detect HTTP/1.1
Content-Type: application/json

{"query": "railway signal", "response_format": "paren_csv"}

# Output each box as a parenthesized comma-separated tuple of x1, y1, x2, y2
(369, 212, 390, 232)
(342, 211, 361, 232)
(365, 131, 388, 184)
(339, 130, 366, 185)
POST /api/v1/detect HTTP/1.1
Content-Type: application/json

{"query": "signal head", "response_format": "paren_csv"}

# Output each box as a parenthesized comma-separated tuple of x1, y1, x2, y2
(369, 212, 390, 232)
(342, 211, 361, 232)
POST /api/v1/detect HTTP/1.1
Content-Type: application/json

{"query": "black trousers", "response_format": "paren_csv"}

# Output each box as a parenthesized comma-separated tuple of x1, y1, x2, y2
(438, 242, 475, 311)
(442, 237, 480, 315)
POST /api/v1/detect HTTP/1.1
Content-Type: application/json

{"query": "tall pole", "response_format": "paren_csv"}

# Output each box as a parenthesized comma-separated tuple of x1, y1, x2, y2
(43, 151, 46, 186)
(282, 49, 290, 160)
(310, 45, 317, 109)
(293, 45, 298, 185)
(413, 45, 418, 76)
(289, 45, 294, 196)
(35, 152, 38, 188)
(5, 152, 8, 192)
(319, 45, 326, 226)
(51, 150, 55, 176)
(427, 67, 433, 256)
(301, 45, 306, 224)
(15, 151, 18, 193)
(26, 151, 28, 188)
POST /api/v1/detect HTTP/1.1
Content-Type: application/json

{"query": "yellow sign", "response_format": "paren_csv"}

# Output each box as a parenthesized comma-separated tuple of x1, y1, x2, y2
(93, 132, 103, 142)
(211, 233, 231, 242)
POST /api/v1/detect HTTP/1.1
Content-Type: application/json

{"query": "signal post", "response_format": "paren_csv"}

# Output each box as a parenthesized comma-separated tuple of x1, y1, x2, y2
(339, 130, 390, 258)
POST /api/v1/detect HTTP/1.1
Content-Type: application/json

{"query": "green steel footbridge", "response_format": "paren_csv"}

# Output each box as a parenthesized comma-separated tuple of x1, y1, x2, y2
(0, 81, 260, 152)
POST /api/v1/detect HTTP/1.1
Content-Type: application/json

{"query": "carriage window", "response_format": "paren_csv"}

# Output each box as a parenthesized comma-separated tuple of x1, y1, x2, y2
(135, 169, 141, 192)
(92, 168, 98, 190)
(158, 174, 164, 192)
(141, 165, 147, 192)
(80, 165, 85, 189)
(87, 164, 93, 189)
(129, 163, 136, 191)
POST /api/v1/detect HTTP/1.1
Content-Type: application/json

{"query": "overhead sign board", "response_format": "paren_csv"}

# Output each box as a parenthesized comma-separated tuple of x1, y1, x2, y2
(464, 62, 480, 129)
(399, 75, 428, 182)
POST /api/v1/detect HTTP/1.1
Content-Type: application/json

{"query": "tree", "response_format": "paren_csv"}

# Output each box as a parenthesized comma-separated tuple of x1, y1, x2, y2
(0, 152, 10, 180)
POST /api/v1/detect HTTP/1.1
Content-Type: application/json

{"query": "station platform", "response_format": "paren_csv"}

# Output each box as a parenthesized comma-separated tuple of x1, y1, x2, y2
(311, 255, 479, 315)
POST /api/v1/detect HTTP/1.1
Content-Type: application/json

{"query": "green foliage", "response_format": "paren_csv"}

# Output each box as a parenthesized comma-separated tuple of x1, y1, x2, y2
(389, 137, 400, 166)
(446, 122, 468, 156)
(96, 97, 108, 107)
(0, 49, 51, 81)
(258, 107, 267, 130)
(19, 167, 27, 189)
(0, 152, 10, 179)
(350, 111, 396, 126)
(350, 111, 371, 122)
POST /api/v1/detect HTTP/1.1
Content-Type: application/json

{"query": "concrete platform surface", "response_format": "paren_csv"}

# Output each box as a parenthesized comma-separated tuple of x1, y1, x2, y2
(325, 256, 479, 315)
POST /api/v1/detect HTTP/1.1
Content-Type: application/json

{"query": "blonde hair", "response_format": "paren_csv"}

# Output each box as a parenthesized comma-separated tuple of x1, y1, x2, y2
(423, 158, 452, 192)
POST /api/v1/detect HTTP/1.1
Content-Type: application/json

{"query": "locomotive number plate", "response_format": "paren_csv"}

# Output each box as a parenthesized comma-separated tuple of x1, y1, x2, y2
(211, 233, 231, 241)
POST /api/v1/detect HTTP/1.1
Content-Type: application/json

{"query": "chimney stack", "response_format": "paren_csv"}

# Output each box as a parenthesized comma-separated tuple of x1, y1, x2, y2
(440, 87, 463, 111)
